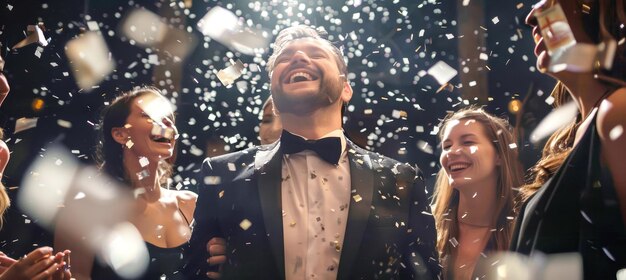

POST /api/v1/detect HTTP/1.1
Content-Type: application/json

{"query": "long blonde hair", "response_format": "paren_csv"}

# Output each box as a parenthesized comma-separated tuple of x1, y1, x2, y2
(432, 107, 523, 270)
(0, 128, 12, 228)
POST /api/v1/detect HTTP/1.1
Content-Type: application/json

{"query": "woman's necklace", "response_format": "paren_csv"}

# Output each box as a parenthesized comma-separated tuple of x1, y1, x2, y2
(457, 219, 491, 228)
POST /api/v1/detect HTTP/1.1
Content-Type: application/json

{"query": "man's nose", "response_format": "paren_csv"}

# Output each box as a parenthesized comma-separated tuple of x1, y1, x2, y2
(290, 50, 311, 64)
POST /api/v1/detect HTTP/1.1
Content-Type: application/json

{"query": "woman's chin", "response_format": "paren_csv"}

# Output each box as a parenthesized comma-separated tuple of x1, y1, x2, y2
(536, 51, 550, 73)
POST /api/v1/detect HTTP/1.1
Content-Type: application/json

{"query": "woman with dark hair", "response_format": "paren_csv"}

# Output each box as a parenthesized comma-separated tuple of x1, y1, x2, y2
(512, 0, 626, 278)
(56, 87, 197, 279)
(432, 107, 523, 279)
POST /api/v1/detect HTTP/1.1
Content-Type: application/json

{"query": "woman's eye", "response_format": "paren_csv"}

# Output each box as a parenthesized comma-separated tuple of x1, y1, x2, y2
(442, 145, 451, 150)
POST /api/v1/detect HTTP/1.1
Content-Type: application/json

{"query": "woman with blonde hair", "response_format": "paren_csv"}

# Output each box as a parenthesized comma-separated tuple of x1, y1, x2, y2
(432, 107, 523, 279)
(0, 55, 71, 280)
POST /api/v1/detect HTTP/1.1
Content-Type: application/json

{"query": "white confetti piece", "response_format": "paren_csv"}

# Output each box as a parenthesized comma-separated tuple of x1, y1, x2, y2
(530, 101, 578, 143)
(12, 24, 48, 49)
(57, 119, 72, 128)
(138, 157, 149, 167)
(216, 60, 245, 86)
(609, 125, 623, 140)
(417, 140, 433, 154)
(65, 32, 114, 90)
(86, 21, 100, 31)
(470, 146, 478, 154)
(197, 6, 269, 55)
(427, 61, 458, 85)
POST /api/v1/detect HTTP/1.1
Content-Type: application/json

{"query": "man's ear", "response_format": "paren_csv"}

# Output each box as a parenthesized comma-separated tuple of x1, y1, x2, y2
(111, 127, 129, 145)
(340, 81, 353, 103)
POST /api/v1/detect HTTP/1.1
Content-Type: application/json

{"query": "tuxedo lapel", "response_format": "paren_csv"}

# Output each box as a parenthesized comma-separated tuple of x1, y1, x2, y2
(337, 142, 375, 279)
(255, 142, 286, 279)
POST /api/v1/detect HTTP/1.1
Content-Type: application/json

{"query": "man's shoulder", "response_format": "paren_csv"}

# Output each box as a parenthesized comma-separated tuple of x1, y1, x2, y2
(202, 144, 266, 167)
(348, 142, 422, 180)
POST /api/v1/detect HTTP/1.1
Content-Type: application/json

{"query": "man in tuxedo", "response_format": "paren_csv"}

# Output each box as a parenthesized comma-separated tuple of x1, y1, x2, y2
(185, 25, 439, 279)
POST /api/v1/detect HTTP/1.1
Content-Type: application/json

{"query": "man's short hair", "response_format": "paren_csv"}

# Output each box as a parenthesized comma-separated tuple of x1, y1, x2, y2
(266, 25, 348, 78)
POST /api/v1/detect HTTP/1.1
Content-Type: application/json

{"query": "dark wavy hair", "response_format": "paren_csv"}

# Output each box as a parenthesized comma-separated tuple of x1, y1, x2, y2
(95, 87, 174, 187)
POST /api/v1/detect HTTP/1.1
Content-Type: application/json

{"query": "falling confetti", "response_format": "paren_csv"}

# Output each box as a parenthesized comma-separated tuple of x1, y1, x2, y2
(12, 24, 48, 49)
(65, 32, 115, 90)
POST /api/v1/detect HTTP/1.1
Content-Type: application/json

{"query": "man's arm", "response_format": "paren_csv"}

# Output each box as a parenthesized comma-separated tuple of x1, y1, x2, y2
(184, 158, 222, 279)
(405, 166, 440, 279)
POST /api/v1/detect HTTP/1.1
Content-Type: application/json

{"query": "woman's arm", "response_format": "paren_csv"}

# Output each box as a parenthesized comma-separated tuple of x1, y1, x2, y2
(598, 88, 626, 228)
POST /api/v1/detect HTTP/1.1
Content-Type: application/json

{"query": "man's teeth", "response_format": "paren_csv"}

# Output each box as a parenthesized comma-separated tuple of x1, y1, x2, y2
(289, 72, 313, 83)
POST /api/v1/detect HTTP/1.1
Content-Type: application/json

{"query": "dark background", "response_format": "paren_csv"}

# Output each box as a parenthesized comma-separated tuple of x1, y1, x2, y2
(0, 0, 554, 256)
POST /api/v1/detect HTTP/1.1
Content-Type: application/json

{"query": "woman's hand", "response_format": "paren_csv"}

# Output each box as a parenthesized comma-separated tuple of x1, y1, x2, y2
(0, 247, 66, 280)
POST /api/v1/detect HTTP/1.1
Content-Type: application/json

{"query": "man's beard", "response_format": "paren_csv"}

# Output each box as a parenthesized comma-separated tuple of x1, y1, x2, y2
(271, 73, 344, 115)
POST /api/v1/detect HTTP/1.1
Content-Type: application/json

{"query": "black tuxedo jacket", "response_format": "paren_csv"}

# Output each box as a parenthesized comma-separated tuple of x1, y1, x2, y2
(184, 139, 440, 279)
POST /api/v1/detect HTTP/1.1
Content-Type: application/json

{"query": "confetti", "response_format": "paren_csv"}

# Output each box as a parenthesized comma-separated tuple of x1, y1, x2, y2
(12, 24, 48, 49)
(138, 157, 149, 167)
(197, 6, 269, 55)
(530, 101, 578, 143)
(15, 117, 39, 133)
(609, 125, 623, 140)
(216, 60, 245, 86)
(65, 32, 115, 90)
(427, 61, 458, 85)
(121, 9, 197, 62)
(239, 219, 252, 230)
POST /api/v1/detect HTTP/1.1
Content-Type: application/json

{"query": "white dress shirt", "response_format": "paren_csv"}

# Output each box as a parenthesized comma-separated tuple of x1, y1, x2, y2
(281, 129, 351, 280)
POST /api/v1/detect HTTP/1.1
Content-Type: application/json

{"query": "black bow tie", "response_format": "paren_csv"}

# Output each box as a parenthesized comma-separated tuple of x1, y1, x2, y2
(280, 130, 342, 165)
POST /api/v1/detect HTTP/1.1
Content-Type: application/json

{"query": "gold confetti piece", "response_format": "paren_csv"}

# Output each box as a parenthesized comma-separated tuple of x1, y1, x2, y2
(14, 117, 39, 133)
(204, 176, 221, 185)
(218, 190, 224, 198)
(12, 24, 48, 49)
(289, 221, 296, 227)
(239, 219, 252, 230)
(353, 194, 362, 203)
